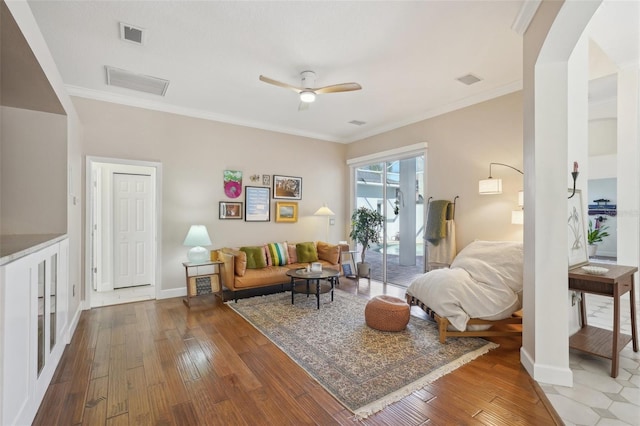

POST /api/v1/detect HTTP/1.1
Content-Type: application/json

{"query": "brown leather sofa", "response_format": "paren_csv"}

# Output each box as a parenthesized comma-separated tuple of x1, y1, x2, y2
(214, 241, 347, 301)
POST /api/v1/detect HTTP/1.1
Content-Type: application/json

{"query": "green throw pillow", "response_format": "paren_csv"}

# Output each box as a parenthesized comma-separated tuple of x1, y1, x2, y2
(296, 242, 318, 263)
(240, 246, 267, 269)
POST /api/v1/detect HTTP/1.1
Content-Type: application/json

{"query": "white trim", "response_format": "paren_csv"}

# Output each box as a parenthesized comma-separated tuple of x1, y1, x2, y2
(158, 287, 186, 300)
(66, 85, 347, 143)
(85, 156, 163, 307)
(65, 303, 82, 344)
(521, 346, 573, 387)
(66, 81, 522, 145)
(348, 81, 522, 143)
(347, 142, 428, 167)
(511, 0, 542, 36)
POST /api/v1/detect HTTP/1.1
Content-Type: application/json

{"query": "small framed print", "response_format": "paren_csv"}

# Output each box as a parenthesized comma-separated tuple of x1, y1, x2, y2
(275, 201, 298, 223)
(245, 186, 270, 222)
(273, 175, 302, 200)
(219, 202, 243, 219)
(567, 189, 588, 268)
(262, 174, 271, 186)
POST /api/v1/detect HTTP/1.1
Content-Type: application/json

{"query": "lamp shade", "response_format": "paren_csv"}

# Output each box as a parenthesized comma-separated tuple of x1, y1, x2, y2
(314, 205, 335, 216)
(511, 210, 524, 225)
(478, 178, 502, 194)
(183, 225, 212, 263)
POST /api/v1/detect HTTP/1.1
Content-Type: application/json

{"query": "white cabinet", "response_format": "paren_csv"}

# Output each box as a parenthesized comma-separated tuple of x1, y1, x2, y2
(0, 238, 68, 425)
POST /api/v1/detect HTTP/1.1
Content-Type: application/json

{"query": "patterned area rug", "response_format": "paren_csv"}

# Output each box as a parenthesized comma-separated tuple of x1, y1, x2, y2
(226, 291, 498, 418)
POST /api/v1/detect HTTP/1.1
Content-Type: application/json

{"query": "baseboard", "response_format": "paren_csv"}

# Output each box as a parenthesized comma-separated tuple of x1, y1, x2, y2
(65, 303, 83, 344)
(520, 346, 573, 387)
(158, 287, 187, 300)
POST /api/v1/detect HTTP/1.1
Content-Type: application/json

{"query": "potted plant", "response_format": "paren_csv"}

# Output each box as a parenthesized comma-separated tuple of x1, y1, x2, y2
(349, 206, 384, 277)
(587, 219, 610, 257)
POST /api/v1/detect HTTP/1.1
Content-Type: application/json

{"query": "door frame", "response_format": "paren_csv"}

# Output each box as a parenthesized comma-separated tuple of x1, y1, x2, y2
(84, 156, 163, 308)
(347, 142, 428, 284)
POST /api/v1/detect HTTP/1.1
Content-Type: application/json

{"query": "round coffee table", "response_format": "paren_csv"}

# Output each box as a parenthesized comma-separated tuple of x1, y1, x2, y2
(286, 268, 340, 309)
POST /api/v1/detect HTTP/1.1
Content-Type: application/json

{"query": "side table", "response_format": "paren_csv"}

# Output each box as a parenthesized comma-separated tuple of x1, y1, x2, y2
(183, 260, 224, 308)
(568, 263, 638, 378)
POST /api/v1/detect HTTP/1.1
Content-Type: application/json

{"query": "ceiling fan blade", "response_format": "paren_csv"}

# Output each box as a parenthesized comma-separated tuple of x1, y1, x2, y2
(298, 101, 310, 112)
(259, 75, 302, 93)
(314, 82, 362, 94)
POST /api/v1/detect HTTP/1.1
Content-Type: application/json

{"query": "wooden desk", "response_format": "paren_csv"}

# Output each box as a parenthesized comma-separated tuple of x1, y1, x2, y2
(182, 260, 223, 308)
(568, 264, 638, 378)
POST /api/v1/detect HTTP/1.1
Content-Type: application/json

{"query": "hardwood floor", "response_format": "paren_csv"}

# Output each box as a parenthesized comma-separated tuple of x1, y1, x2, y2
(33, 279, 561, 425)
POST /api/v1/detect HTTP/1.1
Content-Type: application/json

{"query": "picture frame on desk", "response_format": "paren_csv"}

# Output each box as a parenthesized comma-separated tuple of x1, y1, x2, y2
(343, 263, 353, 277)
(568, 188, 589, 268)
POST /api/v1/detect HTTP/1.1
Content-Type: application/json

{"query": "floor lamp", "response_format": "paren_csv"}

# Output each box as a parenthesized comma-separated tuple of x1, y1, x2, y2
(314, 204, 335, 242)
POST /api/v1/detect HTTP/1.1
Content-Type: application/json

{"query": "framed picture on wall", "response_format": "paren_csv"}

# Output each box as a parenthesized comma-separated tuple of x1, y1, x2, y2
(273, 175, 302, 200)
(568, 189, 589, 268)
(275, 201, 298, 223)
(245, 186, 270, 222)
(219, 202, 243, 219)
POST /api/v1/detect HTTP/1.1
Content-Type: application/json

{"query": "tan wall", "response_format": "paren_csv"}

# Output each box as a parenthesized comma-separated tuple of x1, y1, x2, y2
(347, 92, 524, 250)
(1, 106, 67, 234)
(73, 97, 348, 291)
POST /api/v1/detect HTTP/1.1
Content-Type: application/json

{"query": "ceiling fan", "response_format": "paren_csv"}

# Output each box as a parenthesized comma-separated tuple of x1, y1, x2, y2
(259, 71, 361, 110)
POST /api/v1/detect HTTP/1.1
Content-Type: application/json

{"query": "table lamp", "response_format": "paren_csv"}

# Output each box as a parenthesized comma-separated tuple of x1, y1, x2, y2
(183, 225, 212, 263)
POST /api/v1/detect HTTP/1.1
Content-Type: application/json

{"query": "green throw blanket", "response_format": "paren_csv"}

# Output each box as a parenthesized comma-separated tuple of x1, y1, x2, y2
(426, 200, 451, 244)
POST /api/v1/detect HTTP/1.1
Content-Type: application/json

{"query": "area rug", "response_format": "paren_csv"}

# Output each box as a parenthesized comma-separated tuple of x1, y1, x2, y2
(226, 291, 498, 418)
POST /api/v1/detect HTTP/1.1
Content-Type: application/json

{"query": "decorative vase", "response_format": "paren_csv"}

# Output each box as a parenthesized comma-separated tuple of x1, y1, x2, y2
(357, 262, 370, 278)
(588, 244, 598, 257)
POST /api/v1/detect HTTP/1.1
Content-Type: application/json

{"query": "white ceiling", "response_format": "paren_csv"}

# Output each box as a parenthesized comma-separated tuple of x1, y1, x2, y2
(26, 1, 638, 143)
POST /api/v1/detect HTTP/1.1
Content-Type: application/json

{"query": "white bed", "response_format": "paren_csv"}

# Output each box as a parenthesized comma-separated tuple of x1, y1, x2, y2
(406, 240, 523, 342)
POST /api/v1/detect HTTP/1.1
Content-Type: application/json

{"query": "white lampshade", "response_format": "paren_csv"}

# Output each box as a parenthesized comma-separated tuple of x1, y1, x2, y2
(314, 205, 335, 216)
(479, 178, 502, 194)
(511, 209, 524, 225)
(183, 225, 212, 263)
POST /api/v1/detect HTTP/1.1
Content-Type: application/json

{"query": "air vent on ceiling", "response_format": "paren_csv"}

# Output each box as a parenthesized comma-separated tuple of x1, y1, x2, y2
(120, 22, 145, 45)
(456, 74, 483, 86)
(105, 66, 169, 96)
(348, 120, 367, 126)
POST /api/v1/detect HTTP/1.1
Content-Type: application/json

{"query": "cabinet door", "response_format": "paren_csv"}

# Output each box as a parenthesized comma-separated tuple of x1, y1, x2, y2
(2, 256, 33, 425)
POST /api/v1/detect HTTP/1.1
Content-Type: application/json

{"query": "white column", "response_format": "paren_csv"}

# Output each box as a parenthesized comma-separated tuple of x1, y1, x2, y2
(616, 66, 640, 299)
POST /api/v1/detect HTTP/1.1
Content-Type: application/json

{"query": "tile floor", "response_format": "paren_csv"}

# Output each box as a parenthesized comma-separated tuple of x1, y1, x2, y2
(540, 292, 640, 425)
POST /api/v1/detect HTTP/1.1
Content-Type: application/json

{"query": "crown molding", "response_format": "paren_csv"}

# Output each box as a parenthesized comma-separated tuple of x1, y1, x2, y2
(64, 85, 348, 143)
(511, 0, 542, 36)
(346, 80, 523, 143)
(67, 81, 524, 145)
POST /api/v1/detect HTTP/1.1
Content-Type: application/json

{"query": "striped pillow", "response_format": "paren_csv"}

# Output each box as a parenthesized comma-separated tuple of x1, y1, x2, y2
(265, 242, 289, 266)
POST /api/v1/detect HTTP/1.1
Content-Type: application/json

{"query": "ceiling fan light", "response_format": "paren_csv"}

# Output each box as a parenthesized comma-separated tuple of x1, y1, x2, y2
(300, 91, 316, 103)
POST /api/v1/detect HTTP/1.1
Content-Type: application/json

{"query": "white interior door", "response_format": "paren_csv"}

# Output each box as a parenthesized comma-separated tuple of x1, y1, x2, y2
(113, 173, 152, 289)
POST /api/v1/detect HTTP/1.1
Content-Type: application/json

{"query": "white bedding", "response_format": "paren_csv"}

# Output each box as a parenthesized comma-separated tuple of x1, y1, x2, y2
(407, 240, 523, 331)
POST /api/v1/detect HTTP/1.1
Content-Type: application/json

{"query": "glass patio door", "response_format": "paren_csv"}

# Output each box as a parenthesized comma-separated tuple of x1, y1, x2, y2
(354, 154, 425, 286)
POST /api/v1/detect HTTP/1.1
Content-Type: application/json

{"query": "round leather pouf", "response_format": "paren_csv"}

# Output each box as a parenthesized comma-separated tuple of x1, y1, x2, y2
(365, 295, 410, 332)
